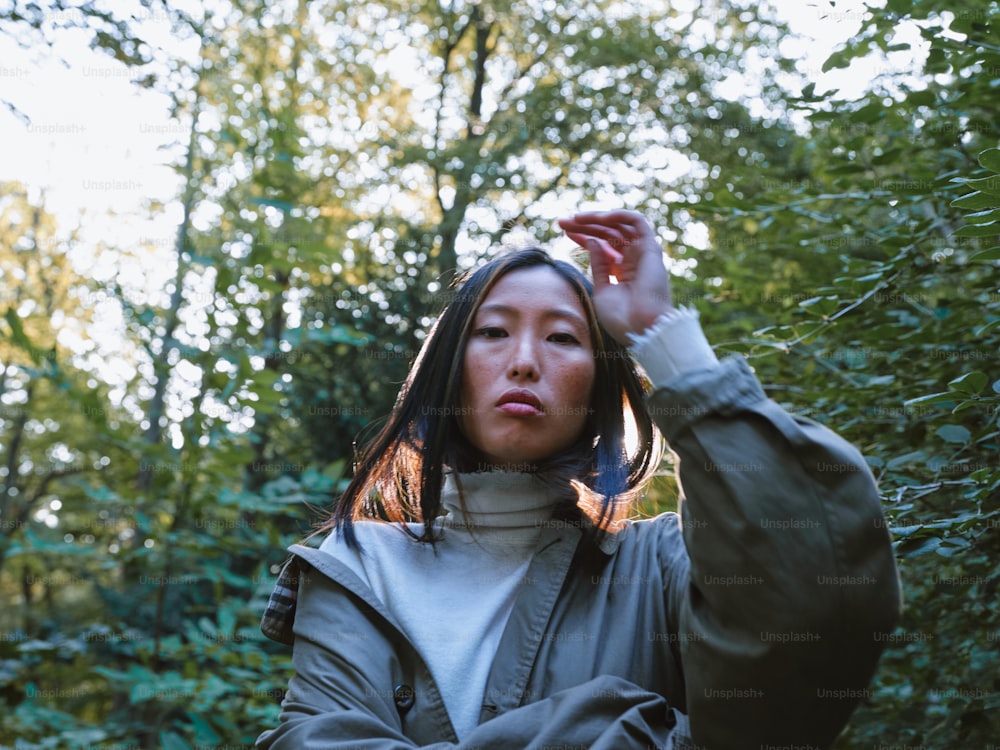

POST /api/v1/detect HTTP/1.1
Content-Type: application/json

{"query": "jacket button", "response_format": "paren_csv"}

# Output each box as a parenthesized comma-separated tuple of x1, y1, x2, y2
(393, 684, 415, 712)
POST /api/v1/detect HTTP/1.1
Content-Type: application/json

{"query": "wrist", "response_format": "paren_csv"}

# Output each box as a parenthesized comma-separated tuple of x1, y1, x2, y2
(629, 298, 673, 338)
(627, 306, 719, 384)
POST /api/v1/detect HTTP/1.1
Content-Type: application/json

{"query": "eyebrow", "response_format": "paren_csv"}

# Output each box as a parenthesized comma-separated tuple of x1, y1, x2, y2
(475, 303, 589, 330)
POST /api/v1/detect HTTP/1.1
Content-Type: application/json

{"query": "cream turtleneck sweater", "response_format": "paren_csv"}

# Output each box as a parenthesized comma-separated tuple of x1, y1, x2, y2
(320, 471, 559, 739)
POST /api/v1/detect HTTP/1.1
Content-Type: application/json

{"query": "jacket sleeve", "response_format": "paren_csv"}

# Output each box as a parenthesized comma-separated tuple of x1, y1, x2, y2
(258, 668, 691, 749)
(646, 355, 901, 748)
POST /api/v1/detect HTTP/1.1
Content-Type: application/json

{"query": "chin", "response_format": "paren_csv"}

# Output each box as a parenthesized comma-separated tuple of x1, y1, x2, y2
(475, 459, 538, 472)
(473, 450, 545, 472)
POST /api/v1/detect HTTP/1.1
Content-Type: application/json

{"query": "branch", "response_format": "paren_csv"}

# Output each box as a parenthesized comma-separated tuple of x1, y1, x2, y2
(886, 480, 981, 505)
(487, 164, 572, 246)
(1, 382, 34, 516)
(26, 465, 88, 506)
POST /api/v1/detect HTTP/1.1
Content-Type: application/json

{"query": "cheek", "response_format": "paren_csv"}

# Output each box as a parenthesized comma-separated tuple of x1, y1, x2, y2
(459, 351, 482, 408)
(561, 360, 596, 408)
(457, 350, 488, 435)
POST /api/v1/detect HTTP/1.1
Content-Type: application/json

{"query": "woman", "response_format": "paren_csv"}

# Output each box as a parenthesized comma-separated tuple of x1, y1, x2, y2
(256, 210, 900, 749)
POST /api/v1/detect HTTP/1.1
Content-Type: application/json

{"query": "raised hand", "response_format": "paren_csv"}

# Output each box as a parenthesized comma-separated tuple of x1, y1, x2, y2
(557, 210, 673, 344)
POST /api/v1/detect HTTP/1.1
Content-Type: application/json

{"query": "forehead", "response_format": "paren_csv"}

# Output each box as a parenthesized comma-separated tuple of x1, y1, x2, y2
(476, 265, 588, 315)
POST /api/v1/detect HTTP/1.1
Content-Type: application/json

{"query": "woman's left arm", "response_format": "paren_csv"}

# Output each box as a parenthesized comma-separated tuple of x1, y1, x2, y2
(561, 210, 902, 749)
(645, 355, 901, 749)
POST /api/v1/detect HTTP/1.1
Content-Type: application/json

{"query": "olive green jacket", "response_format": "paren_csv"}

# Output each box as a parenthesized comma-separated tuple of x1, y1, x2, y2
(256, 357, 901, 749)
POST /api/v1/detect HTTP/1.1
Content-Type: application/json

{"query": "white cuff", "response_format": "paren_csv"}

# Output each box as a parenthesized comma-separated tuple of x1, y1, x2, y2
(626, 306, 720, 386)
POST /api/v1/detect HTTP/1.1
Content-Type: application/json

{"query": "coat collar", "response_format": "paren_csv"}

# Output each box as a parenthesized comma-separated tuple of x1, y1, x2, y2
(259, 515, 622, 647)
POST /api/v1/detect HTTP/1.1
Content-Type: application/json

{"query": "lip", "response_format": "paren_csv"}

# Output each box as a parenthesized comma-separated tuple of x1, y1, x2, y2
(496, 388, 544, 416)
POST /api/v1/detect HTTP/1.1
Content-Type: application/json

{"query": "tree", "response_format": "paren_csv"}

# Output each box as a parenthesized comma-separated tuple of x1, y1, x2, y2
(10, 0, 994, 746)
(0, 183, 99, 587)
(686, 2, 1000, 745)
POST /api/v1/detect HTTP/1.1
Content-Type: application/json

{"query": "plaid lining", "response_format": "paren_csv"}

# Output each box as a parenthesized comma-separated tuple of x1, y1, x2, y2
(260, 557, 301, 645)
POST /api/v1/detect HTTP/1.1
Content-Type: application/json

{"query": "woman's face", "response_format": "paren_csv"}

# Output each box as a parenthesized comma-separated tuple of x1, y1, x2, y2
(458, 266, 596, 469)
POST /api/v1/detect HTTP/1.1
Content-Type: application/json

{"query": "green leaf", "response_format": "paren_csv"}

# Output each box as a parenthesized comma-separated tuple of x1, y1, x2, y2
(903, 391, 955, 407)
(852, 271, 886, 283)
(953, 399, 985, 414)
(949, 371, 988, 395)
(908, 90, 935, 107)
(935, 425, 971, 444)
(22, 527, 62, 551)
(866, 375, 897, 386)
(954, 221, 999, 238)
(323, 459, 346, 480)
(185, 711, 222, 744)
(218, 608, 236, 638)
(159, 731, 192, 750)
(249, 197, 295, 213)
(925, 47, 950, 73)
(934, 537, 972, 557)
(827, 163, 868, 175)
(951, 191, 995, 210)
(964, 175, 1000, 197)
(714, 190, 748, 209)
(821, 49, 852, 73)
(897, 535, 942, 557)
(3, 308, 40, 364)
(978, 148, 1000, 173)
(798, 295, 840, 317)
(962, 208, 1000, 225)
(59, 729, 108, 745)
(970, 246, 1000, 261)
(871, 147, 905, 166)
(187, 253, 217, 267)
(886, 450, 927, 469)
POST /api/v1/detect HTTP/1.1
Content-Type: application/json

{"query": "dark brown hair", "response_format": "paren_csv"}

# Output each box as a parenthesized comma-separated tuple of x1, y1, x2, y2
(321, 247, 661, 548)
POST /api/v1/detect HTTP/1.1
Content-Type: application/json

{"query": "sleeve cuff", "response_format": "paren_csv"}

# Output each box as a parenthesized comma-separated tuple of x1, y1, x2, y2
(626, 306, 720, 386)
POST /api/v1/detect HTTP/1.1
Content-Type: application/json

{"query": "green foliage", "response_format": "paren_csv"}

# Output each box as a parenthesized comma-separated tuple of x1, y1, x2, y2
(686, 2, 1000, 745)
(2, 0, 998, 747)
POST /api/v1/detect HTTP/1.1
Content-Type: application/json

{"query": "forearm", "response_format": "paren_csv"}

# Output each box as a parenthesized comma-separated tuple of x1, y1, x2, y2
(632, 314, 897, 624)
(258, 674, 688, 750)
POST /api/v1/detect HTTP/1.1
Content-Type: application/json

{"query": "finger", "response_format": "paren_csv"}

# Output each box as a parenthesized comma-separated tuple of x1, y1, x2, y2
(567, 216, 662, 253)
(587, 238, 614, 292)
(558, 218, 606, 236)
(565, 210, 653, 239)
(561, 230, 589, 251)
(559, 222, 629, 251)
(562, 229, 626, 258)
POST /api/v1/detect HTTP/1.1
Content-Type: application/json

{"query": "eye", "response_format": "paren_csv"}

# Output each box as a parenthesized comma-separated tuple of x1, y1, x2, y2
(474, 326, 507, 338)
(548, 332, 581, 345)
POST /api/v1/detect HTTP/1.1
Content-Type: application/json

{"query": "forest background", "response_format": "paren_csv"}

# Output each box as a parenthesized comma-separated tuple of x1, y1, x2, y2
(0, 0, 998, 747)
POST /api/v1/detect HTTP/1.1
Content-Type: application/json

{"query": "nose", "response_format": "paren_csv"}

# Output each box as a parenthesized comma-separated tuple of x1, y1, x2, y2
(508, 333, 539, 381)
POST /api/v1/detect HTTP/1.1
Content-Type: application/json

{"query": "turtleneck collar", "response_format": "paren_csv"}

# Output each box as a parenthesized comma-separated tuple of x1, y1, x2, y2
(440, 471, 558, 532)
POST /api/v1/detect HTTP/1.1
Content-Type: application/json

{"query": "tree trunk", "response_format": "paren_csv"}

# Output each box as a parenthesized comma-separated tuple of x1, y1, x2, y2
(0, 381, 33, 580)
(136, 82, 203, 492)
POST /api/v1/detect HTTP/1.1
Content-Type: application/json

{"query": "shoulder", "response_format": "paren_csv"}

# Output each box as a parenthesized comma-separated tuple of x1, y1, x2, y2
(616, 510, 683, 542)
(608, 511, 688, 572)
(319, 520, 426, 549)
(315, 520, 441, 590)
(314, 519, 422, 564)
